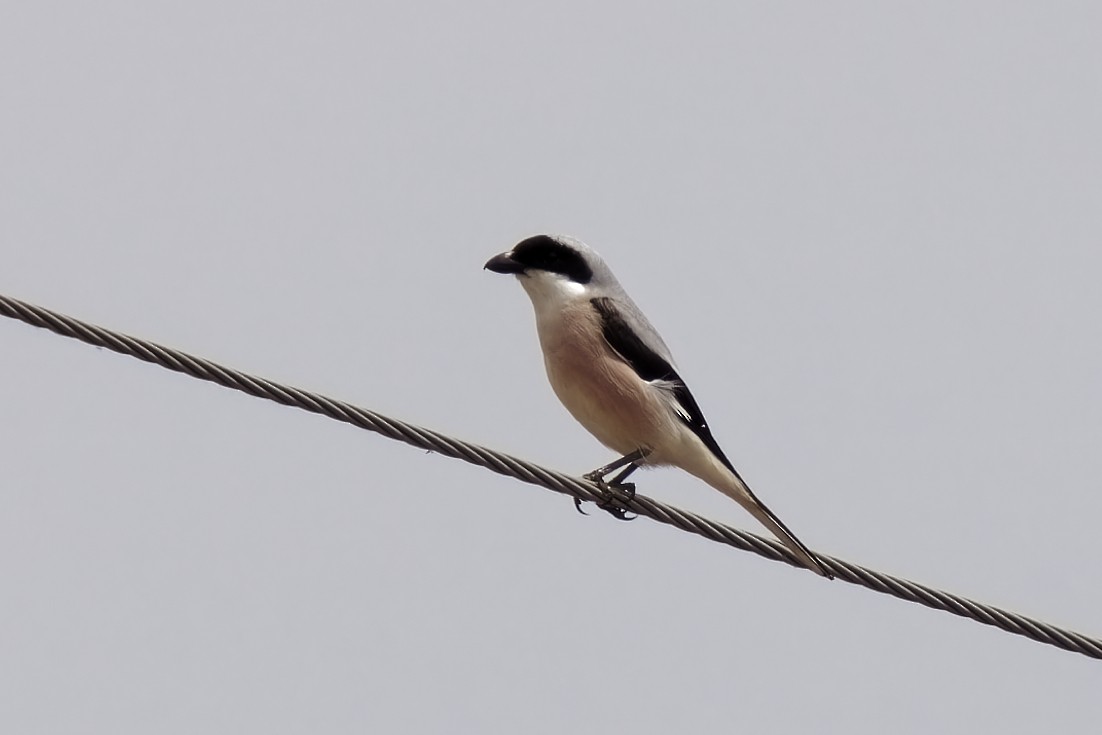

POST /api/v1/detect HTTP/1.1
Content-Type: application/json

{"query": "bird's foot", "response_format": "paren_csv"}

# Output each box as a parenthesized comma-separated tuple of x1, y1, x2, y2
(575, 480, 636, 520)
(595, 481, 636, 521)
(582, 467, 610, 485)
(576, 449, 648, 520)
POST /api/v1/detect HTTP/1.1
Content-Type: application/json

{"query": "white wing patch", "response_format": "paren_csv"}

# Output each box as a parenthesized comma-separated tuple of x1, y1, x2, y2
(650, 378, 692, 422)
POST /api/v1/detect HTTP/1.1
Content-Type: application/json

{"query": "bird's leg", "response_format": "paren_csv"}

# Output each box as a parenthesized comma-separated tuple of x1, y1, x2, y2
(582, 448, 648, 484)
(575, 448, 650, 520)
(607, 462, 640, 500)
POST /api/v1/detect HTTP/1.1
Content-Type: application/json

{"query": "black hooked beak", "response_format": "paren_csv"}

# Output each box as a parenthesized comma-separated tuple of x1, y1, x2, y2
(484, 251, 526, 274)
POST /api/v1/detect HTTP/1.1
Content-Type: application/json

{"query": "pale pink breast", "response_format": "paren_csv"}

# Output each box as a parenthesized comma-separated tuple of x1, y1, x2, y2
(537, 302, 677, 457)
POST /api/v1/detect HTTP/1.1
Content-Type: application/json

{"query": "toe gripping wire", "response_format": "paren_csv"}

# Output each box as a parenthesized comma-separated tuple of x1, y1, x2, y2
(575, 448, 649, 520)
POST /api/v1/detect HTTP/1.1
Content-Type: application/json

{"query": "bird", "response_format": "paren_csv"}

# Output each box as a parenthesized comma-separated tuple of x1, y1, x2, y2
(484, 234, 832, 578)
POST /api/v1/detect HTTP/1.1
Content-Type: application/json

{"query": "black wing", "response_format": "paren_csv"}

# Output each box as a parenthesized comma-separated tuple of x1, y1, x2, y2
(590, 297, 740, 476)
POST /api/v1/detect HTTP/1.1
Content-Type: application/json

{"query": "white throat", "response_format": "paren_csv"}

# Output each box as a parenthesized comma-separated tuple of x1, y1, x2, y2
(517, 272, 588, 325)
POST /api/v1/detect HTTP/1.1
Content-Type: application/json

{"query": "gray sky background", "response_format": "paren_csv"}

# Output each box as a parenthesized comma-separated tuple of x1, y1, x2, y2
(2, 2, 1100, 732)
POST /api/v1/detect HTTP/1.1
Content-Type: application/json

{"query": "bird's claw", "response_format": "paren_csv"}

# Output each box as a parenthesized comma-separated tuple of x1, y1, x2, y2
(573, 497, 589, 515)
(577, 449, 646, 520)
(601, 505, 635, 521)
(614, 481, 636, 503)
(581, 480, 636, 521)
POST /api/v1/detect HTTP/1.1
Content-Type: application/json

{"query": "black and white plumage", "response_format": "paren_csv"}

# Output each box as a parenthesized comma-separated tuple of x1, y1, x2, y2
(485, 234, 831, 578)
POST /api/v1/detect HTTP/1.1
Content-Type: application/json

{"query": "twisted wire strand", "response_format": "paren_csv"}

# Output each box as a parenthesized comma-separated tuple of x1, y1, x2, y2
(2, 292, 1100, 661)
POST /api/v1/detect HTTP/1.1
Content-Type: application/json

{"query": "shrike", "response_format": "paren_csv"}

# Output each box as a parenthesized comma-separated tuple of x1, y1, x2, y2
(485, 234, 832, 578)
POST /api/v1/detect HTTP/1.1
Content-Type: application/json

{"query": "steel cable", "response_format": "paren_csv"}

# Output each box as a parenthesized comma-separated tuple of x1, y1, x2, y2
(2, 292, 1099, 660)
